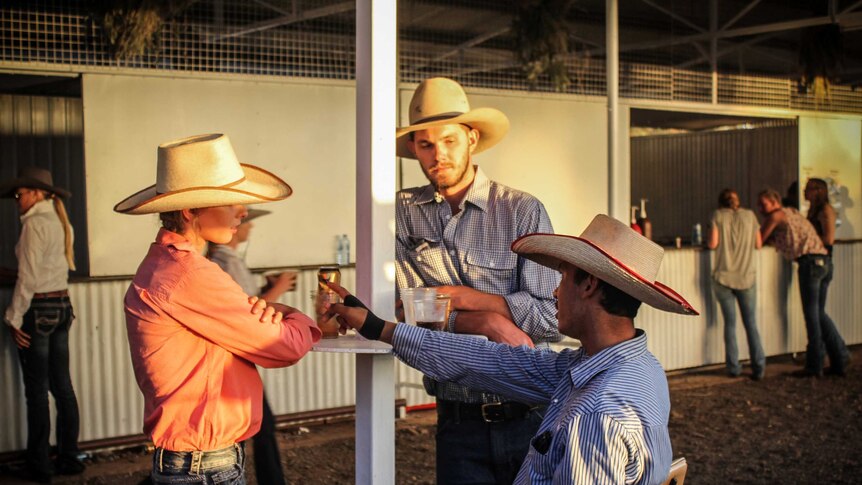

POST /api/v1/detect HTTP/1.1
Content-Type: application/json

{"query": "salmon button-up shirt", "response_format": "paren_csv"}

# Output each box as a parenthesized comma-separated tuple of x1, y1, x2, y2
(124, 229, 321, 451)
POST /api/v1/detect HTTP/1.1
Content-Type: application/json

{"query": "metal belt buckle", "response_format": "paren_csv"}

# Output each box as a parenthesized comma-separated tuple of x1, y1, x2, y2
(481, 403, 505, 423)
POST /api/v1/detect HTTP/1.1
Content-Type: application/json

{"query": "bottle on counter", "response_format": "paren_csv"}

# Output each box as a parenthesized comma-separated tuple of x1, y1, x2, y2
(692, 223, 703, 246)
(335, 235, 346, 265)
(630, 206, 643, 235)
(341, 234, 350, 264)
(636, 198, 653, 240)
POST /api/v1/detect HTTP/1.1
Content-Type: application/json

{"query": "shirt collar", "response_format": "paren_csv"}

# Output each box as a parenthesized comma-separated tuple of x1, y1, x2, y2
(156, 228, 197, 253)
(569, 329, 649, 389)
(20, 199, 54, 222)
(412, 165, 490, 213)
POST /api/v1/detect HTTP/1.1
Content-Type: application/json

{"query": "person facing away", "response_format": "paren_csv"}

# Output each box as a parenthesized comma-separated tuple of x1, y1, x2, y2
(208, 207, 297, 485)
(325, 214, 699, 484)
(394, 76, 561, 484)
(757, 188, 848, 378)
(114, 133, 321, 485)
(1, 167, 85, 483)
(706, 188, 765, 380)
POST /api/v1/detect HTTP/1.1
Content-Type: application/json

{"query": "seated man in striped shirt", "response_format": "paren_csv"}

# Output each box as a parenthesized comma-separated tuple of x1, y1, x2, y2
(325, 215, 699, 484)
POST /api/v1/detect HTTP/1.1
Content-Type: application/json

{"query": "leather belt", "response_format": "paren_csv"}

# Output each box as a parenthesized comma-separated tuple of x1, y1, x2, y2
(33, 289, 69, 299)
(437, 400, 534, 423)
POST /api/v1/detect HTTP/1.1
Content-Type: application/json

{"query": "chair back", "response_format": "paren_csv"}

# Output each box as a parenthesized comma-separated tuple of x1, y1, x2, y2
(662, 457, 688, 485)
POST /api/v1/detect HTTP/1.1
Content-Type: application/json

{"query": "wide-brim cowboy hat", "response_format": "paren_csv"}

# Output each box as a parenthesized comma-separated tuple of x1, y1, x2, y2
(396, 77, 510, 159)
(114, 133, 292, 215)
(0, 167, 71, 199)
(512, 214, 698, 315)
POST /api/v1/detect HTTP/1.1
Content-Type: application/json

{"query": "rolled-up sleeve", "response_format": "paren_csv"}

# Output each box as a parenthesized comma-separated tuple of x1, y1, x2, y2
(164, 260, 321, 368)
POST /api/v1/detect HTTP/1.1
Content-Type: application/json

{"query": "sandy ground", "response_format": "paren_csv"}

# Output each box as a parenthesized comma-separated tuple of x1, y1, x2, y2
(1, 347, 859, 484)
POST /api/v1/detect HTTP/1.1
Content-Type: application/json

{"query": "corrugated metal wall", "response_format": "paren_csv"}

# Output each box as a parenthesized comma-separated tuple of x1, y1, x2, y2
(0, 92, 88, 274)
(2, 246, 861, 453)
(631, 124, 799, 245)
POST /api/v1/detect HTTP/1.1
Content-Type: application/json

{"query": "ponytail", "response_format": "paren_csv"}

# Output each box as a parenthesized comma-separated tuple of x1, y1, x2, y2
(51, 195, 76, 271)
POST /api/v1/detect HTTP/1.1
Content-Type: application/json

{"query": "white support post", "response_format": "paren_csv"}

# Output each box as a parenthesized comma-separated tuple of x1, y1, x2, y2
(710, 0, 719, 104)
(606, 0, 621, 221)
(355, 0, 397, 483)
(355, 353, 395, 484)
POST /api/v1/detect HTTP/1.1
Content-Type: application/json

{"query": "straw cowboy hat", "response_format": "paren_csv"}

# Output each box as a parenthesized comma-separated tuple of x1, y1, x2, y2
(512, 214, 698, 315)
(396, 77, 510, 159)
(114, 134, 292, 215)
(0, 167, 71, 199)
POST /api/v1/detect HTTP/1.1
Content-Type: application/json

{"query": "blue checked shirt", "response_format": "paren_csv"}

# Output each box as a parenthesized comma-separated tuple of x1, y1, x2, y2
(392, 325, 673, 485)
(395, 166, 561, 403)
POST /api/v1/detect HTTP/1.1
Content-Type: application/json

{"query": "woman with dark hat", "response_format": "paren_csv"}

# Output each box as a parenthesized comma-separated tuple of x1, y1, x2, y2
(114, 133, 320, 484)
(1, 167, 84, 482)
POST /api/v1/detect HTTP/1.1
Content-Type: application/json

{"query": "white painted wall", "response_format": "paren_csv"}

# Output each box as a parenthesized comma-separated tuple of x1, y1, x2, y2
(82, 73, 357, 276)
(799, 116, 862, 239)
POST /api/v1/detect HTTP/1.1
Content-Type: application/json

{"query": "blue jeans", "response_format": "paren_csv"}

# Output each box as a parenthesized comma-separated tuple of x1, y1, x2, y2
(17, 296, 81, 473)
(797, 255, 848, 374)
(713, 282, 765, 377)
(151, 443, 246, 485)
(436, 401, 544, 484)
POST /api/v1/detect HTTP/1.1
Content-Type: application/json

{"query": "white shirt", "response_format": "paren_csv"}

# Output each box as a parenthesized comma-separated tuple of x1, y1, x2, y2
(4, 199, 71, 328)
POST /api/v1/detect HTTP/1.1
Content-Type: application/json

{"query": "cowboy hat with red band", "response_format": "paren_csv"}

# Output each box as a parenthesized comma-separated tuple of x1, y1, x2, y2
(512, 214, 698, 315)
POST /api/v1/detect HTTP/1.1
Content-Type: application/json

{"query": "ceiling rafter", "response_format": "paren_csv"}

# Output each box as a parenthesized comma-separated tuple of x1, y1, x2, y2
(211, 1, 355, 42)
(406, 25, 511, 73)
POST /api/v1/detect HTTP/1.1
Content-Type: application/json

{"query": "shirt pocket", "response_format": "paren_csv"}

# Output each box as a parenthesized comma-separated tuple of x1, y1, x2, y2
(407, 238, 455, 284)
(464, 249, 518, 294)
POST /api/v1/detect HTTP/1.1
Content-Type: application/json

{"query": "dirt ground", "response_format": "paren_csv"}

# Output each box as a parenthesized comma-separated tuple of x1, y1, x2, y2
(1, 347, 860, 484)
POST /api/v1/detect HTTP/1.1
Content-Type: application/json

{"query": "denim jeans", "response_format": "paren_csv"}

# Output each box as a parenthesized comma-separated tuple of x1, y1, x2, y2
(436, 402, 544, 484)
(17, 296, 81, 473)
(797, 255, 848, 374)
(151, 443, 246, 485)
(713, 282, 765, 377)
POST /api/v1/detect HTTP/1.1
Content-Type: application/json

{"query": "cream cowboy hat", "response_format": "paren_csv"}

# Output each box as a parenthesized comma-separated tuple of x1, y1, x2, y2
(0, 167, 71, 199)
(396, 77, 510, 159)
(114, 134, 292, 215)
(512, 214, 698, 315)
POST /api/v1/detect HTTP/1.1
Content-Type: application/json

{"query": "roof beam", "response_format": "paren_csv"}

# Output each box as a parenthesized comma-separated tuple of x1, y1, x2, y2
(406, 25, 511, 73)
(211, 1, 355, 41)
(586, 11, 862, 56)
(842, 0, 862, 15)
(640, 0, 705, 33)
(721, 0, 762, 31)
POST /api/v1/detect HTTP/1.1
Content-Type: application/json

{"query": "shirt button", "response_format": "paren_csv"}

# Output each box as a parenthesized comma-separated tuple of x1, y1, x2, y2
(445, 214, 451, 220)
(417, 256, 423, 262)
(449, 250, 456, 256)
(489, 261, 495, 267)
(553, 399, 558, 404)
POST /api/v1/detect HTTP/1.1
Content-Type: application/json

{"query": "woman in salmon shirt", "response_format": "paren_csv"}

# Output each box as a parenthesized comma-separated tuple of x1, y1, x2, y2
(114, 134, 321, 484)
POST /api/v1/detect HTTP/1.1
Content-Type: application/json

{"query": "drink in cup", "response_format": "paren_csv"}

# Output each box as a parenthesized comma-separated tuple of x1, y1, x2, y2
(401, 287, 437, 325)
(315, 266, 342, 338)
(414, 295, 450, 331)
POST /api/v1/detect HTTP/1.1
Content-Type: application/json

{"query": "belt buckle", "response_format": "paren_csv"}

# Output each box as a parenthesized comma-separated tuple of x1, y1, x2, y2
(481, 403, 505, 423)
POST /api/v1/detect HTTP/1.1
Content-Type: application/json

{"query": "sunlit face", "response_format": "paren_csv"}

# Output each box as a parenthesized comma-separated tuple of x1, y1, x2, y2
(757, 196, 779, 215)
(235, 220, 253, 244)
(554, 262, 585, 339)
(14, 188, 43, 215)
(407, 124, 479, 192)
(194, 205, 248, 245)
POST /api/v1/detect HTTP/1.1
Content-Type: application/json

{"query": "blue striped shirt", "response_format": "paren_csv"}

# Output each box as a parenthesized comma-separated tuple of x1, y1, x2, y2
(392, 325, 672, 484)
(395, 166, 561, 403)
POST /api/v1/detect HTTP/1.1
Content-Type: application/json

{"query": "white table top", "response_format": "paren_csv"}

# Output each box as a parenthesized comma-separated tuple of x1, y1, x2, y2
(312, 333, 393, 354)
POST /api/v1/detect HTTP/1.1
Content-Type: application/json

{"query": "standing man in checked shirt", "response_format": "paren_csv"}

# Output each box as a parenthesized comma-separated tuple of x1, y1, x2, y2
(395, 77, 561, 484)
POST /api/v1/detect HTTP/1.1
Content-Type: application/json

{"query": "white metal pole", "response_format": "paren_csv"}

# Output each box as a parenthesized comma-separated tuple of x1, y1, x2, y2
(607, 0, 620, 220)
(355, 0, 397, 483)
